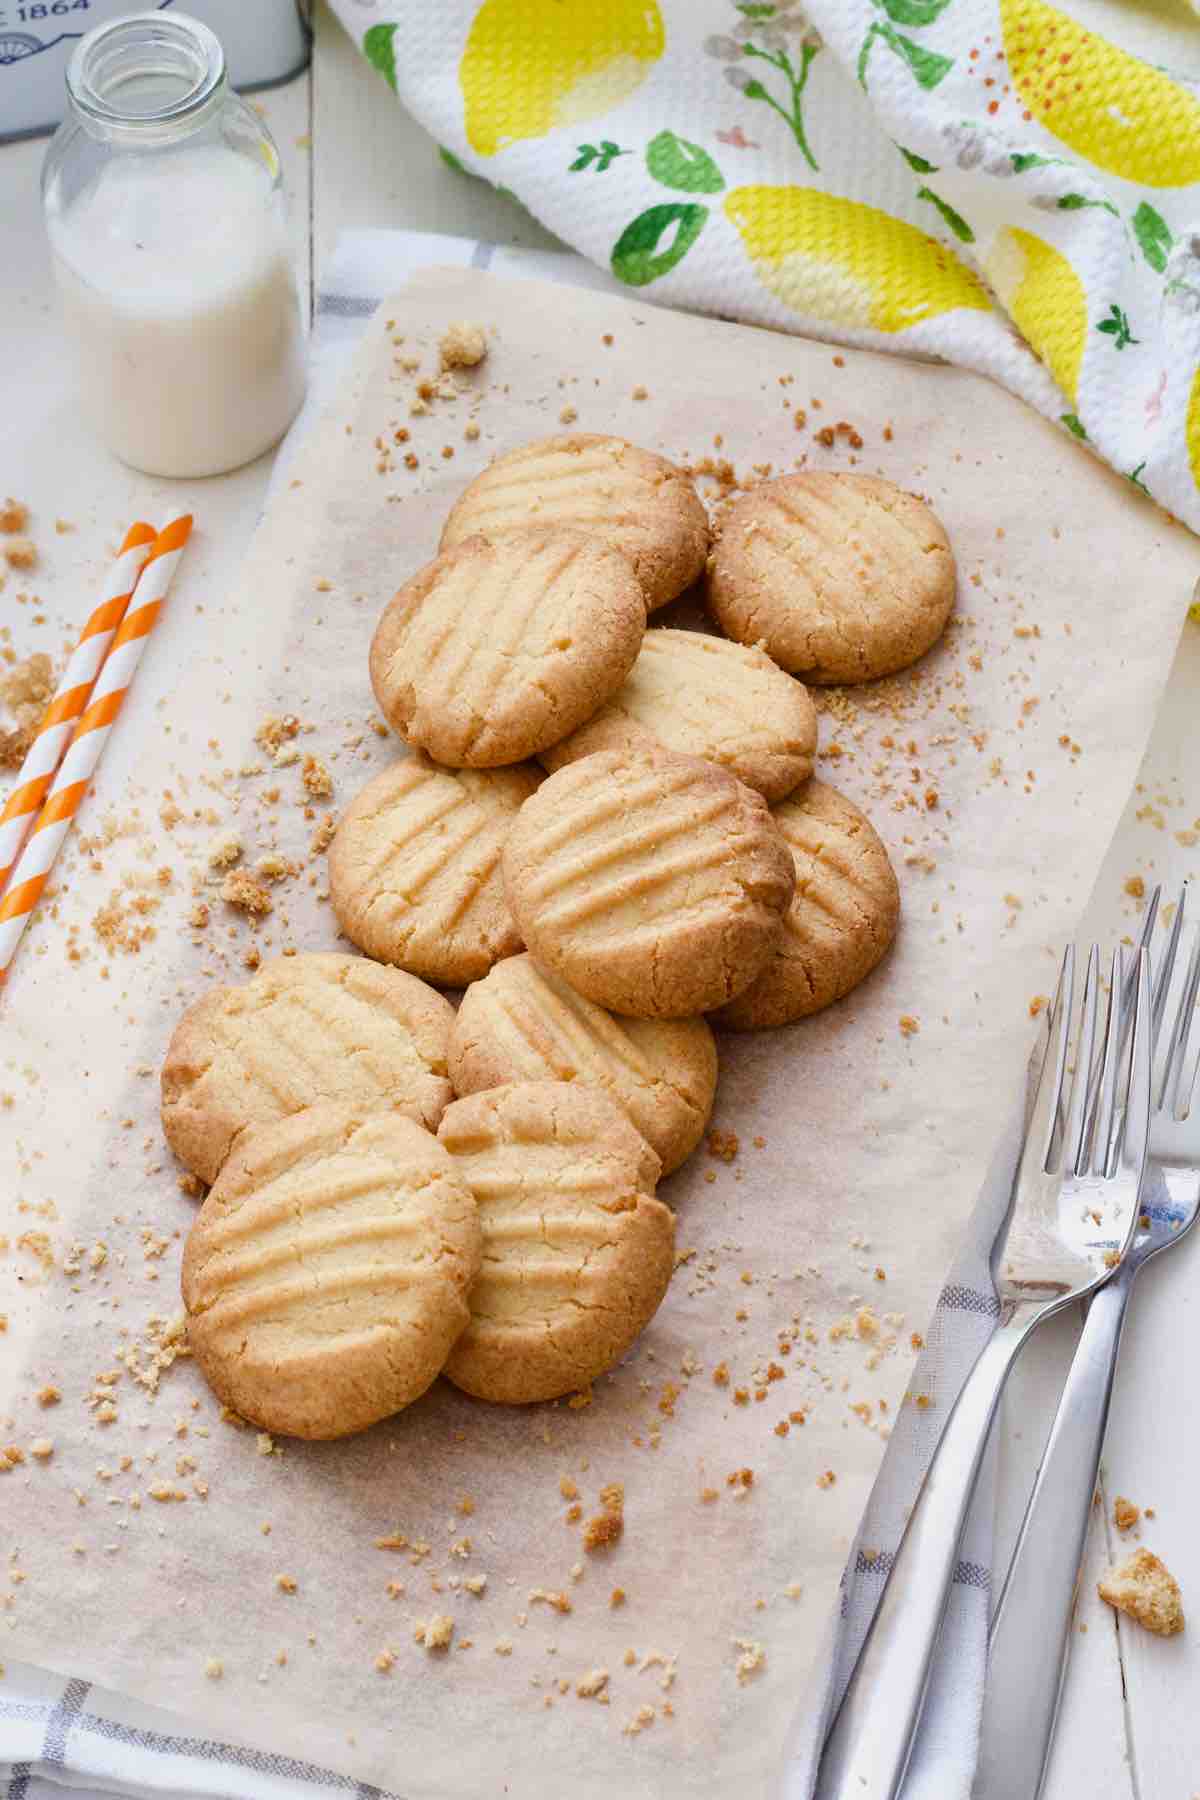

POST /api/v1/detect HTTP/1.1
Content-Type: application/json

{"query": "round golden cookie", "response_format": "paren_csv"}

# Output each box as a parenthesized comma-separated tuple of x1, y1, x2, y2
(369, 527, 645, 769)
(503, 749, 795, 1019)
(540, 627, 817, 803)
(182, 1104, 481, 1439)
(440, 434, 709, 612)
(450, 953, 717, 1176)
(714, 780, 900, 1030)
(161, 953, 455, 1186)
(437, 1081, 673, 1403)
(707, 472, 956, 685)
(328, 756, 541, 986)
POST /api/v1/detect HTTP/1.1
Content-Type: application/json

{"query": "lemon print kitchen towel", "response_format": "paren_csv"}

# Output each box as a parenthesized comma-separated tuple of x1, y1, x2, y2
(342, 0, 1200, 534)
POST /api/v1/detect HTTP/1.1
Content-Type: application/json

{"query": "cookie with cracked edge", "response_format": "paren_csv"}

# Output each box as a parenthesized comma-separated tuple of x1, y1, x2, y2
(369, 526, 645, 768)
(714, 779, 900, 1029)
(440, 433, 709, 612)
(437, 1081, 673, 1404)
(707, 471, 956, 685)
(540, 626, 817, 803)
(328, 756, 541, 986)
(503, 748, 795, 1019)
(182, 1104, 481, 1439)
(161, 952, 455, 1186)
(450, 952, 717, 1175)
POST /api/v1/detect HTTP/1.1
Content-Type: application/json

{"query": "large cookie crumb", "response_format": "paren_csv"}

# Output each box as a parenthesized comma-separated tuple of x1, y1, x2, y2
(1098, 1548, 1184, 1637)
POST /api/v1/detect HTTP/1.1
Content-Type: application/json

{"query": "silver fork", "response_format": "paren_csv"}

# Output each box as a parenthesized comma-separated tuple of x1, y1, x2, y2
(977, 886, 1200, 1800)
(812, 943, 1153, 1800)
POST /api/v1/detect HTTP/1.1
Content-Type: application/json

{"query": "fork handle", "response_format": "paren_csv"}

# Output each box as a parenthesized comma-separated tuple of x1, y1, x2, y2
(813, 1311, 1035, 1800)
(974, 1268, 1132, 1800)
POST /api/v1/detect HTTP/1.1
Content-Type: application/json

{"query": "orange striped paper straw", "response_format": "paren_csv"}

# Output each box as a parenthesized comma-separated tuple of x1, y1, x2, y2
(0, 510, 193, 987)
(0, 519, 155, 892)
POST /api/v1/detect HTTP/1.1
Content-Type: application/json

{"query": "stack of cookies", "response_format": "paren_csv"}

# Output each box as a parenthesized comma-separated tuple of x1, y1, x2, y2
(163, 433, 957, 1441)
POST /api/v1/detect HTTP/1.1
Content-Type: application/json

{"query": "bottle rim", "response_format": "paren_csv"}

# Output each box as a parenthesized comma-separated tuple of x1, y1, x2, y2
(66, 11, 226, 136)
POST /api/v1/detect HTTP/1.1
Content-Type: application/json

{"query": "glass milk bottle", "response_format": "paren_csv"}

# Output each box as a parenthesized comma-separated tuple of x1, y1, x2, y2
(41, 12, 306, 479)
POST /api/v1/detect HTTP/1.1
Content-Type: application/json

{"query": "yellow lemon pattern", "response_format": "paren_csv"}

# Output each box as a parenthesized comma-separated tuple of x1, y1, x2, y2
(724, 187, 992, 334)
(986, 228, 1088, 404)
(1187, 365, 1200, 495)
(1001, 0, 1200, 189)
(460, 0, 664, 158)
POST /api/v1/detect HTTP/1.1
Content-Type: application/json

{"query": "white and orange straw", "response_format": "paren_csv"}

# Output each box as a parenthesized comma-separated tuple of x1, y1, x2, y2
(0, 510, 193, 986)
(0, 520, 156, 891)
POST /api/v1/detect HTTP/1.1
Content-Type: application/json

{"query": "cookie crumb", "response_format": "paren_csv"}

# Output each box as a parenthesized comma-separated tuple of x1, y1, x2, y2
(206, 832, 242, 870)
(29, 1439, 54, 1460)
(276, 1574, 298, 1593)
(529, 1588, 572, 1615)
(559, 406, 578, 426)
(0, 499, 29, 534)
(1124, 875, 1145, 900)
(204, 1659, 223, 1680)
(301, 755, 333, 799)
(1114, 1496, 1140, 1533)
(415, 1614, 455, 1651)
(733, 1638, 766, 1685)
(583, 1482, 625, 1552)
(898, 1014, 920, 1037)
(609, 1587, 626, 1608)
(622, 1704, 655, 1736)
(37, 1385, 61, 1407)
(255, 715, 300, 755)
(576, 1668, 609, 1698)
(1098, 1548, 1183, 1636)
(220, 870, 273, 916)
(4, 538, 36, 571)
(439, 322, 488, 371)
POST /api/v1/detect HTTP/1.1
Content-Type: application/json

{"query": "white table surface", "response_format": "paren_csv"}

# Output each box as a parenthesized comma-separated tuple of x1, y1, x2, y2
(3, 6, 1200, 1795)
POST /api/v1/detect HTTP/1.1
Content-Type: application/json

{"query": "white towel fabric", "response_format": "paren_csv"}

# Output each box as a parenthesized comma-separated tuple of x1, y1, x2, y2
(329, 0, 1200, 541)
(1, 229, 1030, 1800)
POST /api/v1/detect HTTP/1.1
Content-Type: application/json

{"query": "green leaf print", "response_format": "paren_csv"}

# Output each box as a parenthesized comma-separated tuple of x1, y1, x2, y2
(611, 204, 709, 288)
(1097, 303, 1139, 350)
(570, 140, 629, 173)
(733, 37, 823, 170)
(1127, 462, 1151, 495)
(899, 146, 939, 173)
(1056, 193, 1120, 216)
(1011, 151, 1058, 172)
(363, 24, 399, 93)
(859, 21, 952, 91)
(876, 0, 952, 24)
(646, 131, 725, 194)
(1133, 202, 1174, 274)
(1060, 413, 1088, 440)
(916, 185, 974, 242)
(736, 2, 778, 14)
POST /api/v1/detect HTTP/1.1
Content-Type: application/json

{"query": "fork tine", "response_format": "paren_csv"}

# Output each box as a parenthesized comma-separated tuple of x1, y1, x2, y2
(1080, 894, 1163, 1146)
(1084, 947, 1125, 1178)
(1163, 922, 1200, 1122)
(1061, 944, 1100, 1176)
(1120, 948, 1153, 1177)
(1029, 946, 1075, 1178)
(1151, 884, 1186, 1058)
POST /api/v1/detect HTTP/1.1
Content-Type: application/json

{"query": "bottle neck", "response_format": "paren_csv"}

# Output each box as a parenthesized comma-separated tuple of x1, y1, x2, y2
(66, 12, 227, 148)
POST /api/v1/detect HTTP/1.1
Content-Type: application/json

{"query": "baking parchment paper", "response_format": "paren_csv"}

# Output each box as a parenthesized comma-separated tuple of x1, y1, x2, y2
(1, 267, 1196, 1799)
